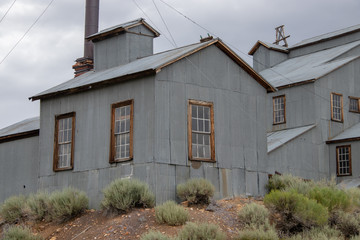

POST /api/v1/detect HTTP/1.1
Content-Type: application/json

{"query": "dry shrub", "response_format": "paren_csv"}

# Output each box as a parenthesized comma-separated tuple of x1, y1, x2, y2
(264, 190, 328, 234)
(0, 195, 26, 223)
(177, 222, 226, 240)
(177, 178, 215, 205)
(235, 226, 278, 240)
(288, 226, 342, 240)
(140, 230, 172, 240)
(308, 186, 350, 212)
(155, 201, 188, 226)
(330, 210, 360, 238)
(2, 225, 44, 240)
(101, 178, 155, 213)
(48, 187, 88, 222)
(26, 191, 50, 221)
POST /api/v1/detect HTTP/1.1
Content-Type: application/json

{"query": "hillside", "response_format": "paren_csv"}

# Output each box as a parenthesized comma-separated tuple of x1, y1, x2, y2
(0, 197, 260, 240)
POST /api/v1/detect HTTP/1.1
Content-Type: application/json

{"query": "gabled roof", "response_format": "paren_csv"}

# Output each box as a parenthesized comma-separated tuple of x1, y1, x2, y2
(260, 40, 360, 88)
(0, 116, 39, 143)
(31, 39, 275, 101)
(267, 124, 316, 153)
(248, 40, 289, 55)
(87, 18, 160, 42)
(326, 122, 360, 144)
(290, 24, 360, 49)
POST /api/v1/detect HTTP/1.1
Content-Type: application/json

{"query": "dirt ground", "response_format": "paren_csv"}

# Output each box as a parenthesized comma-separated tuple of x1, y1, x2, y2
(0, 197, 263, 240)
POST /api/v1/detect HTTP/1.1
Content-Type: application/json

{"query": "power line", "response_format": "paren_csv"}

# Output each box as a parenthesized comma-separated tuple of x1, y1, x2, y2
(0, 0, 16, 25)
(157, 0, 339, 107)
(0, 0, 55, 66)
(152, 0, 177, 47)
(131, 0, 175, 47)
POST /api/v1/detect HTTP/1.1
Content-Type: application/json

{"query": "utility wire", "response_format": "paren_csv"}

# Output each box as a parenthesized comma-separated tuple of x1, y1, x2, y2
(131, 0, 175, 47)
(158, 0, 341, 107)
(0, 0, 55, 65)
(152, 0, 177, 47)
(0, 0, 16, 25)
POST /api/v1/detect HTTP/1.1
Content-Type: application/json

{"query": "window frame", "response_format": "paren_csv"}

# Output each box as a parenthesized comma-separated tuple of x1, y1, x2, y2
(53, 112, 76, 172)
(272, 95, 286, 125)
(349, 96, 360, 113)
(331, 92, 343, 122)
(109, 99, 134, 163)
(187, 100, 215, 162)
(336, 145, 352, 177)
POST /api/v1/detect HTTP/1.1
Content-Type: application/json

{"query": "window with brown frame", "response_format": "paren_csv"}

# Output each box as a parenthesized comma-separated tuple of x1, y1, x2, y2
(53, 112, 75, 171)
(349, 96, 360, 113)
(331, 93, 343, 122)
(188, 100, 215, 161)
(273, 95, 286, 124)
(336, 145, 351, 176)
(110, 100, 133, 163)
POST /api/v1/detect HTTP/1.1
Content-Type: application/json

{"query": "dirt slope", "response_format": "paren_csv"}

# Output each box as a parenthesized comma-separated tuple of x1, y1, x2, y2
(0, 197, 262, 240)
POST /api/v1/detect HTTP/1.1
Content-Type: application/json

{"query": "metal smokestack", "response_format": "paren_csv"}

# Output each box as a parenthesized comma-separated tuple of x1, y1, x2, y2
(84, 0, 99, 59)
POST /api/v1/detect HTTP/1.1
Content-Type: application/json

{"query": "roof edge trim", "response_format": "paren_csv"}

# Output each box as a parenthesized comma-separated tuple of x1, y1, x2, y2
(30, 69, 156, 101)
(0, 129, 39, 144)
(248, 40, 289, 55)
(326, 137, 360, 144)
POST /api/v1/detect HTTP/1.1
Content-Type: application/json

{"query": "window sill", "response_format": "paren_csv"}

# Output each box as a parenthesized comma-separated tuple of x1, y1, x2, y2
(110, 157, 133, 164)
(53, 167, 73, 172)
(349, 110, 360, 114)
(189, 158, 216, 163)
(331, 119, 343, 123)
(273, 122, 286, 125)
(337, 173, 352, 177)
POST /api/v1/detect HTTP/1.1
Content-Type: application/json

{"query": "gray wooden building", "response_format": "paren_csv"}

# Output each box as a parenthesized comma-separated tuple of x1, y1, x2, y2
(249, 24, 360, 182)
(0, 19, 275, 207)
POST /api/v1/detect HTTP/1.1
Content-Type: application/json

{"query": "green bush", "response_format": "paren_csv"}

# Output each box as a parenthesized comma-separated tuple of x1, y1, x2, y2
(330, 210, 360, 238)
(0, 195, 26, 223)
(48, 187, 88, 222)
(235, 226, 278, 240)
(308, 186, 350, 212)
(177, 222, 226, 240)
(140, 230, 172, 240)
(347, 188, 360, 210)
(288, 226, 343, 240)
(265, 174, 315, 195)
(177, 178, 215, 205)
(155, 201, 188, 226)
(238, 203, 270, 228)
(101, 178, 155, 213)
(2, 225, 44, 240)
(264, 190, 329, 233)
(26, 191, 50, 221)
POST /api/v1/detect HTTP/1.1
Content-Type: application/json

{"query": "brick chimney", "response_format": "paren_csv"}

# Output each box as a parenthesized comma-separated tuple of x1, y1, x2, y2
(72, 0, 99, 77)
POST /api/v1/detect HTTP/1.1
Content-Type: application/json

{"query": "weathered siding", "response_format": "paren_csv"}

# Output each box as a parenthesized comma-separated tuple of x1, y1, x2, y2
(267, 83, 316, 132)
(0, 136, 39, 203)
(252, 45, 288, 72)
(94, 25, 154, 71)
(290, 31, 360, 58)
(38, 77, 155, 208)
(154, 45, 269, 198)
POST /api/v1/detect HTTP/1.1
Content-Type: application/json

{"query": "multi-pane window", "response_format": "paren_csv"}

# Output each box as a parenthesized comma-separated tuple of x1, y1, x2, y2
(336, 145, 351, 176)
(110, 100, 133, 162)
(331, 93, 343, 122)
(54, 112, 75, 171)
(273, 95, 285, 124)
(188, 100, 215, 161)
(349, 97, 360, 113)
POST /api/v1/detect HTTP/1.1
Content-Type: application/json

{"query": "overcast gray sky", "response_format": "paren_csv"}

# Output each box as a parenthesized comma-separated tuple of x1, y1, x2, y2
(0, 0, 359, 129)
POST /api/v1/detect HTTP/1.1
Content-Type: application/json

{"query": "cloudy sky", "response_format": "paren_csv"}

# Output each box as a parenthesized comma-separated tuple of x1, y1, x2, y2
(0, 0, 359, 129)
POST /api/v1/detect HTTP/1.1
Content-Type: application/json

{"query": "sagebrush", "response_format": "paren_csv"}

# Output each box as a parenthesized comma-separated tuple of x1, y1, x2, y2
(2, 225, 44, 240)
(26, 191, 50, 221)
(235, 226, 279, 240)
(177, 222, 226, 240)
(288, 226, 343, 240)
(48, 187, 88, 222)
(308, 186, 350, 212)
(177, 178, 215, 205)
(140, 230, 172, 240)
(0, 195, 26, 223)
(330, 210, 360, 238)
(155, 201, 188, 226)
(238, 202, 270, 228)
(264, 190, 329, 233)
(101, 178, 155, 213)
